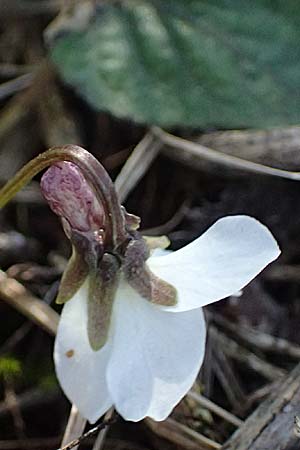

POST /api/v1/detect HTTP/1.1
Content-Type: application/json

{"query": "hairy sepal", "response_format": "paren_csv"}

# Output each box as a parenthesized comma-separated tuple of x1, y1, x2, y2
(88, 253, 120, 351)
(56, 246, 89, 304)
(123, 239, 177, 306)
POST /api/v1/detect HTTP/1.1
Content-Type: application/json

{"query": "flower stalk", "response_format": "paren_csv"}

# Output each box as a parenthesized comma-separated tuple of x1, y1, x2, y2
(0, 145, 127, 249)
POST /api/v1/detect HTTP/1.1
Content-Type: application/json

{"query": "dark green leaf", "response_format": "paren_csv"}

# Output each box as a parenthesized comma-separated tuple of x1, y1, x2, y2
(50, 0, 300, 128)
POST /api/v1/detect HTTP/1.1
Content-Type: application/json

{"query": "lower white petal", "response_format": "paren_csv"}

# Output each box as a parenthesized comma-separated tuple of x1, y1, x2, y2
(148, 215, 280, 312)
(54, 280, 113, 423)
(107, 280, 206, 421)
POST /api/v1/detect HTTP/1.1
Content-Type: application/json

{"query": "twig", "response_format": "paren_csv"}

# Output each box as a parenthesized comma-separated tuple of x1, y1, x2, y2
(146, 417, 221, 449)
(115, 131, 162, 203)
(0, 322, 32, 355)
(210, 327, 286, 381)
(167, 418, 221, 449)
(209, 312, 300, 360)
(92, 407, 114, 450)
(198, 126, 300, 171)
(60, 405, 86, 450)
(0, 63, 34, 77)
(212, 345, 246, 412)
(0, 387, 59, 419)
(142, 199, 190, 235)
(0, 73, 34, 101)
(152, 126, 300, 180)
(244, 381, 281, 410)
(0, 270, 58, 335)
(4, 381, 25, 438)
(57, 413, 118, 450)
(187, 391, 243, 428)
(265, 264, 300, 283)
(222, 362, 300, 450)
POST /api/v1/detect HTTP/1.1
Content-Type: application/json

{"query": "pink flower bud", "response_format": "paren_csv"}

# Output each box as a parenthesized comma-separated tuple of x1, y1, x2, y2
(41, 162, 104, 232)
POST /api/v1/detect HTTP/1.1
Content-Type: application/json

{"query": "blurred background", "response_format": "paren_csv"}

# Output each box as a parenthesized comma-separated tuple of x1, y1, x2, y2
(1, 1, 300, 449)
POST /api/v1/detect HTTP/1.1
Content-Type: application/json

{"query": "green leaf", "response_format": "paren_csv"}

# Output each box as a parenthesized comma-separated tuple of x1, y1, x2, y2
(50, 0, 300, 128)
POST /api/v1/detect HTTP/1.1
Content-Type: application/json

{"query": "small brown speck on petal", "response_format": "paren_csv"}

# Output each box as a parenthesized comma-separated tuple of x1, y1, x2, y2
(65, 349, 74, 358)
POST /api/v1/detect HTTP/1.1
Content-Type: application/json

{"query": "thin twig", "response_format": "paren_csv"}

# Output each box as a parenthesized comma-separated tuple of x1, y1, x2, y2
(0, 322, 32, 355)
(146, 417, 221, 449)
(212, 345, 246, 412)
(152, 126, 300, 180)
(115, 131, 162, 203)
(0, 270, 58, 335)
(60, 405, 87, 450)
(209, 311, 300, 360)
(0, 63, 34, 77)
(210, 327, 286, 381)
(57, 413, 118, 450)
(167, 418, 221, 449)
(187, 391, 243, 427)
(0, 73, 34, 101)
(0, 387, 59, 419)
(92, 407, 114, 450)
(142, 199, 191, 235)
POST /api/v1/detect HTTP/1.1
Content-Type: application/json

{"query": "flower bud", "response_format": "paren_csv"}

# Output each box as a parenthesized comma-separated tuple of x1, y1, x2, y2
(41, 161, 104, 232)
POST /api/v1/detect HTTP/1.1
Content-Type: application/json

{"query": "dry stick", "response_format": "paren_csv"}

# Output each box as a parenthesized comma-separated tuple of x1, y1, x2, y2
(167, 418, 222, 449)
(222, 362, 300, 450)
(212, 346, 246, 413)
(0, 63, 48, 142)
(60, 405, 87, 450)
(0, 270, 58, 335)
(210, 312, 300, 360)
(187, 391, 243, 428)
(58, 414, 118, 450)
(92, 407, 115, 450)
(0, 387, 59, 419)
(198, 126, 300, 171)
(265, 263, 300, 282)
(210, 327, 286, 381)
(0, 63, 34, 77)
(146, 417, 221, 450)
(114, 131, 163, 203)
(0, 73, 33, 101)
(0, 322, 32, 355)
(152, 126, 300, 180)
(4, 381, 26, 438)
(142, 199, 191, 236)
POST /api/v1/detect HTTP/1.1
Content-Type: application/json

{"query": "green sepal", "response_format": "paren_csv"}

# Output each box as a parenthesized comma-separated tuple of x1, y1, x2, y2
(123, 238, 177, 306)
(87, 253, 120, 351)
(56, 246, 89, 304)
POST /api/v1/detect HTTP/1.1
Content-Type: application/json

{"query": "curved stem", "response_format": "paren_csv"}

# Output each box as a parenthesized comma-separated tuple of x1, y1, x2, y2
(0, 145, 127, 249)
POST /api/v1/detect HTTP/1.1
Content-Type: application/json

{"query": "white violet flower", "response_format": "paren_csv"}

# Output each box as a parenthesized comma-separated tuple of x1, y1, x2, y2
(36, 147, 280, 423)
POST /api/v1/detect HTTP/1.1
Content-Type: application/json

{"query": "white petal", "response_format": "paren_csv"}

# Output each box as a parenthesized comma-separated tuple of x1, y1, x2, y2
(54, 279, 113, 423)
(107, 279, 206, 421)
(148, 215, 280, 312)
